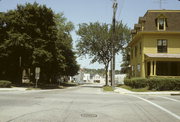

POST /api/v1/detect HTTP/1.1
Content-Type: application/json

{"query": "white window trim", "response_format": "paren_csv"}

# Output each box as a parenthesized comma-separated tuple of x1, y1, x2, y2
(157, 18, 166, 31)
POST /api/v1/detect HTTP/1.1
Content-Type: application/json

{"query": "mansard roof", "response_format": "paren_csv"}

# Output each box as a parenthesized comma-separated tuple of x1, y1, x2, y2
(132, 10, 180, 32)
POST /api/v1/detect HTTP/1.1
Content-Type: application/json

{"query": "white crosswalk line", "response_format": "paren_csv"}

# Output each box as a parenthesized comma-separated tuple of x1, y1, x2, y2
(158, 96, 180, 103)
(131, 95, 180, 120)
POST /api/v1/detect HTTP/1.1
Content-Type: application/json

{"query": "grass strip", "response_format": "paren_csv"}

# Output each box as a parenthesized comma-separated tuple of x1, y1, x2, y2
(119, 85, 150, 92)
(103, 86, 114, 91)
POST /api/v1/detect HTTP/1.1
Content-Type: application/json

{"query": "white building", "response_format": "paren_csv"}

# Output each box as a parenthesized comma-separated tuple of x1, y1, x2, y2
(92, 74, 105, 84)
(115, 74, 126, 85)
(71, 69, 106, 84)
(83, 73, 91, 83)
(71, 69, 84, 83)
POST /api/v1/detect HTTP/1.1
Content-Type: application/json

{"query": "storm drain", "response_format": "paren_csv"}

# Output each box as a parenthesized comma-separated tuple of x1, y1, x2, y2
(81, 113, 97, 118)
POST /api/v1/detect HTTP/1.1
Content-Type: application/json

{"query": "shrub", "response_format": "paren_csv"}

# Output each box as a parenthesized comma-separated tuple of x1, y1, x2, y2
(0, 80, 12, 88)
(124, 78, 147, 88)
(124, 77, 180, 91)
(148, 78, 180, 91)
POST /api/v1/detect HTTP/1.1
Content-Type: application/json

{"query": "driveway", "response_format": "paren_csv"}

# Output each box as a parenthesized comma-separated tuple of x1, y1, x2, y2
(0, 83, 180, 122)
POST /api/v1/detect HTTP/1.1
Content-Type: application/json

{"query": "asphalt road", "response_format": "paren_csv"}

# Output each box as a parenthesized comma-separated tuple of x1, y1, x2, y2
(0, 84, 180, 122)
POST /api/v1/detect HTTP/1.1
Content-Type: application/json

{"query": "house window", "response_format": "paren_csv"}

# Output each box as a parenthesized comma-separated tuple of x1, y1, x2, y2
(137, 64, 141, 72)
(132, 65, 134, 77)
(157, 18, 166, 31)
(132, 65, 134, 71)
(157, 39, 167, 53)
(135, 46, 138, 57)
(131, 48, 133, 59)
(139, 43, 142, 54)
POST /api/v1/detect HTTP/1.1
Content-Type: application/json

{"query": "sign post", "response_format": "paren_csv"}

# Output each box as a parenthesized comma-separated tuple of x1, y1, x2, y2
(35, 67, 40, 88)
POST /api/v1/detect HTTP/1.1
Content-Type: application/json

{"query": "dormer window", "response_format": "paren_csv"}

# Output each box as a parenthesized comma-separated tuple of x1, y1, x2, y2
(158, 18, 166, 30)
(156, 14, 167, 31)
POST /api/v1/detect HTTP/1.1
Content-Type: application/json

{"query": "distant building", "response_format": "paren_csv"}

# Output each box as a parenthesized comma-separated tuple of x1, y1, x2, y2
(115, 74, 126, 85)
(71, 69, 106, 84)
(71, 69, 84, 83)
(83, 73, 91, 82)
(92, 74, 105, 83)
(130, 10, 180, 78)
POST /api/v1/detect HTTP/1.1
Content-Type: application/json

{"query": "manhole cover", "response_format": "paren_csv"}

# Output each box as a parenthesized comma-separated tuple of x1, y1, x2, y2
(34, 97, 44, 99)
(81, 113, 97, 118)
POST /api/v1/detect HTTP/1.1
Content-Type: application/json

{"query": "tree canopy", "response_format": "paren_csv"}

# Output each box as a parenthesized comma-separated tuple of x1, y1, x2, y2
(0, 3, 79, 83)
(76, 21, 131, 85)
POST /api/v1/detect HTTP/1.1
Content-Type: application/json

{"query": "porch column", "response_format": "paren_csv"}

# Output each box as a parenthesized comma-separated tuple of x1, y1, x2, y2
(145, 61, 148, 77)
(150, 60, 153, 76)
(141, 62, 145, 78)
(154, 61, 156, 76)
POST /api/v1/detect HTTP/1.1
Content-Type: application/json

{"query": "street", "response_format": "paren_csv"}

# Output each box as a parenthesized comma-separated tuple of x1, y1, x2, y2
(0, 84, 180, 122)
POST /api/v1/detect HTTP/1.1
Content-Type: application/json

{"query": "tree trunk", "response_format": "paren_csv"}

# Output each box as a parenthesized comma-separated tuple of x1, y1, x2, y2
(30, 67, 35, 83)
(105, 64, 109, 86)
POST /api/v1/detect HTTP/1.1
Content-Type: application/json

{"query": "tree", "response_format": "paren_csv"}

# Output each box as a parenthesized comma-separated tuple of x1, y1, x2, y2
(119, 28, 131, 76)
(2, 3, 58, 83)
(0, 3, 79, 84)
(120, 47, 130, 74)
(55, 13, 79, 77)
(0, 12, 10, 80)
(76, 21, 130, 86)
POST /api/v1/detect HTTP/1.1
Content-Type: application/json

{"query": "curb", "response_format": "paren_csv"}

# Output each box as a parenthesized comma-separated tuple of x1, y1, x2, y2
(114, 88, 180, 95)
(0, 87, 28, 91)
(171, 93, 180, 96)
(115, 91, 180, 95)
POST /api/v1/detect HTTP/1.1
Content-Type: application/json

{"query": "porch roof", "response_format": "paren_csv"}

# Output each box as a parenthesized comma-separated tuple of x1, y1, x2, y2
(145, 53, 180, 59)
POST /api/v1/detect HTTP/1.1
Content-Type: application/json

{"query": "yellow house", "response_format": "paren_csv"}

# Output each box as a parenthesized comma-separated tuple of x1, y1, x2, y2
(129, 10, 180, 78)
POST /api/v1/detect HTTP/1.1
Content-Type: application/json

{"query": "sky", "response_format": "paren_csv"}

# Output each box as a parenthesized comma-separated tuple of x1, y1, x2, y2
(0, 0, 180, 70)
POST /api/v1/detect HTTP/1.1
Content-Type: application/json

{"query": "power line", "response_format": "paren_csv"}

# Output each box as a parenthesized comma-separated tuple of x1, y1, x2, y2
(154, 0, 167, 9)
(159, 0, 166, 9)
(117, 0, 125, 21)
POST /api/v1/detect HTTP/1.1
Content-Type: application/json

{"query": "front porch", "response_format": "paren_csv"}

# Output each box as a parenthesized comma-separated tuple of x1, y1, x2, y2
(145, 54, 180, 77)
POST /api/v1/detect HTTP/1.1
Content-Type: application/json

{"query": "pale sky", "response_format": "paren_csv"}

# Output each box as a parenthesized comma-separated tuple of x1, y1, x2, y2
(0, 0, 180, 69)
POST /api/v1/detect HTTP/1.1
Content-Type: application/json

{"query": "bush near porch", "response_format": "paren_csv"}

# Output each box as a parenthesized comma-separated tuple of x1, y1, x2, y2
(124, 78, 180, 91)
(0, 80, 12, 88)
(124, 78, 148, 89)
(148, 78, 180, 91)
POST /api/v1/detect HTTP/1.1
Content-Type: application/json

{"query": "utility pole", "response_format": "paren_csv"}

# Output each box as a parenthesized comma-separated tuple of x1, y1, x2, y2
(111, 0, 118, 88)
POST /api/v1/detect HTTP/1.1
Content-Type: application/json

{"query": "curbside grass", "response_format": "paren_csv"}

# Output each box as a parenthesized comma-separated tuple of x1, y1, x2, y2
(103, 86, 114, 91)
(119, 85, 149, 92)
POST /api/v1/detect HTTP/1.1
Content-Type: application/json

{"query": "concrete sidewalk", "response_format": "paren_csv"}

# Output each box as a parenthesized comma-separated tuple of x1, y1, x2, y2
(114, 87, 180, 95)
(0, 87, 27, 91)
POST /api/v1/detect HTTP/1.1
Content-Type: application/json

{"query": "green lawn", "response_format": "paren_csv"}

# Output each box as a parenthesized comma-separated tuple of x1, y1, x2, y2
(103, 86, 114, 91)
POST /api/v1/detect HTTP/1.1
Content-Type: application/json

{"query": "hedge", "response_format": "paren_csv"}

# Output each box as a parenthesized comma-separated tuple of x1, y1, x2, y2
(124, 78, 180, 91)
(124, 78, 148, 89)
(148, 78, 180, 91)
(0, 80, 12, 88)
